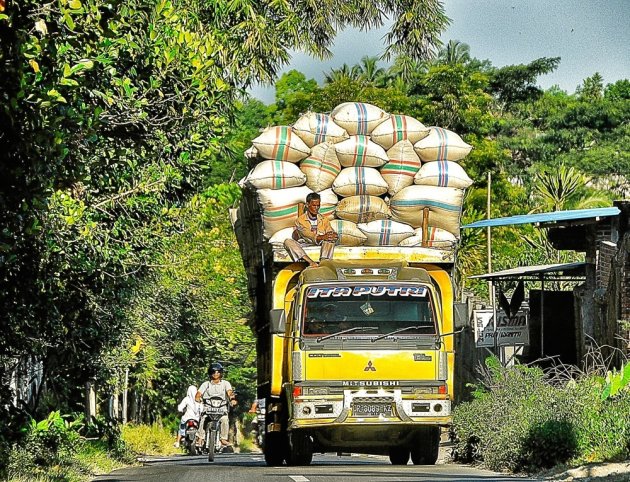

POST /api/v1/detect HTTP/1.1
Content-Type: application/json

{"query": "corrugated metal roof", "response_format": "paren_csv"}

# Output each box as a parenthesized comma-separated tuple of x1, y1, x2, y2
(462, 207, 620, 229)
(469, 262, 587, 280)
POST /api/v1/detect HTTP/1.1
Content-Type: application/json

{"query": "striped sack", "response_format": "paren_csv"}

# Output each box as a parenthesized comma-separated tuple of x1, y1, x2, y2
(381, 140, 422, 196)
(300, 142, 341, 192)
(318, 188, 339, 219)
(414, 160, 473, 189)
(358, 220, 414, 246)
(332, 167, 389, 198)
(398, 226, 458, 248)
(252, 126, 311, 163)
(389, 185, 464, 236)
(292, 112, 349, 147)
(335, 195, 390, 224)
(257, 186, 313, 239)
(370, 114, 430, 150)
(245, 160, 306, 190)
(329, 220, 368, 247)
(413, 127, 472, 163)
(331, 102, 389, 136)
(335, 135, 389, 168)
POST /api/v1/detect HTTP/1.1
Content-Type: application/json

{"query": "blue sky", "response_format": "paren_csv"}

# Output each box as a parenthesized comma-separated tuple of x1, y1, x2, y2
(248, 0, 629, 104)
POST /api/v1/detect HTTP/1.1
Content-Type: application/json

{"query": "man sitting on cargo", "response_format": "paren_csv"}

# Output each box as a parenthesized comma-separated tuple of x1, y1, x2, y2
(284, 192, 338, 268)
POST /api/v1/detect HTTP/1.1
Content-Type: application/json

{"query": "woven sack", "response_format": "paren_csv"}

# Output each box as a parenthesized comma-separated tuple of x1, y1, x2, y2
(332, 167, 388, 198)
(329, 220, 367, 247)
(245, 160, 306, 190)
(389, 185, 464, 235)
(252, 126, 311, 163)
(336, 195, 390, 224)
(257, 186, 313, 239)
(318, 188, 338, 219)
(331, 102, 389, 136)
(244, 145, 260, 161)
(335, 135, 389, 168)
(413, 127, 472, 162)
(414, 160, 473, 189)
(292, 112, 349, 147)
(358, 220, 414, 246)
(268, 227, 295, 249)
(398, 227, 458, 248)
(299, 142, 341, 192)
(381, 140, 422, 196)
(370, 114, 430, 150)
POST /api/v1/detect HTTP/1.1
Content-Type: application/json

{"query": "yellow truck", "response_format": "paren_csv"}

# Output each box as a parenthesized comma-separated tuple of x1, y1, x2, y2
(233, 195, 456, 466)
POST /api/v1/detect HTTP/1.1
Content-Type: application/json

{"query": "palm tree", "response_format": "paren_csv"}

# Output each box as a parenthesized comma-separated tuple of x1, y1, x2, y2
(387, 54, 430, 84)
(356, 56, 387, 85)
(436, 40, 471, 65)
(323, 63, 361, 84)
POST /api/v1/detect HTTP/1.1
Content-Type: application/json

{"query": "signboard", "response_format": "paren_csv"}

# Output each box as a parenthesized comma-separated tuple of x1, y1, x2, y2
(473, 308, 530, 348)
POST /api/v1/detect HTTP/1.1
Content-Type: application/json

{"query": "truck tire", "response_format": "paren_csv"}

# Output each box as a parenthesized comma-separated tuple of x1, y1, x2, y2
(410, 427, 440, 465)
(388, 447, 410, 465)
(286, 431, 313, 466)
(264, 432, 286, 466)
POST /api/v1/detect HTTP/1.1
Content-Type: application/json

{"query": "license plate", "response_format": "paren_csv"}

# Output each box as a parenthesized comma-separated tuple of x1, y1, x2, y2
(206, 407, 225, 414)
(352, 403, 392, 417)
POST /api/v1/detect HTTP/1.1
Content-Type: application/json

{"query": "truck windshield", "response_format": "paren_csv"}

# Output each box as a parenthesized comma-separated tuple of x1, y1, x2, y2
(301, 284, 436, 337)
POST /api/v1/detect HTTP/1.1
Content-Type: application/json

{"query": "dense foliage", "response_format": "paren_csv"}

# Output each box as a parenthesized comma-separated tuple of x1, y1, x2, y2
(452, 357, 630, 472)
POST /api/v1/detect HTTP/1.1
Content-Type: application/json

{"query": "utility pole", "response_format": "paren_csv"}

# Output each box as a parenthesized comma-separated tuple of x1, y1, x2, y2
(487, 172, 499, 361)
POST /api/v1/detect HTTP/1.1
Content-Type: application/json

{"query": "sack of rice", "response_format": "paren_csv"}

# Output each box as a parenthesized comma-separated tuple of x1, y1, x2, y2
(381, 140, 422, 195)
(332, 167, 389, 197)
(252, 126, 311, 163)
(389, 185, 464, 235)
(358, 220, 414, 246)
(398, 226, 458, 248)
(244, 145, 260, 161)
(413, 127, 472, 163)
(330, 220, 367, 246)
(268, 227, 295, 250)
(414, 160, 473, 189)
(300, 142, 341, 192)
(370, 114, 430, 150)
(335, 135, 389, 168)
(245, 160, 306, 190)
(318, 188, 338, 219)
(292, 112, 349, 147)
(257, 186, 313, 239)
(336, 195, 390, 224)
(331, 102, 389, 136)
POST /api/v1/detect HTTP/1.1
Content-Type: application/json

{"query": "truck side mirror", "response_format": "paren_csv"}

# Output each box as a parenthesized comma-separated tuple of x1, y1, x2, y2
(270, 309, 286, 334)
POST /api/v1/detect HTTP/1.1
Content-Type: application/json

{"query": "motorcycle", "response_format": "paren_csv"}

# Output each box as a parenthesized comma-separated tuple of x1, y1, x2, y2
(181, 418, 200, 456)
(200, 395, 229, 462)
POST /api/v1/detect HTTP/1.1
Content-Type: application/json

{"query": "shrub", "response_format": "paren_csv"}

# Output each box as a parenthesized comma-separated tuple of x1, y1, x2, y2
(121, 423, 178, 456)
(452, 356, 630, 473)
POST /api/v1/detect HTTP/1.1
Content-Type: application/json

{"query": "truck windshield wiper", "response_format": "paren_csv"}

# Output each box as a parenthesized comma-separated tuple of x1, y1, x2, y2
(371, 325, 432, 342)
(316, 326, 378, 343)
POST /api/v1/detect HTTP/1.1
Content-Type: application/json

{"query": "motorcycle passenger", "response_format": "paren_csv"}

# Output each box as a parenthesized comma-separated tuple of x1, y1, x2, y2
(174, 384, 201, 448)
(196, 362, 237, 448)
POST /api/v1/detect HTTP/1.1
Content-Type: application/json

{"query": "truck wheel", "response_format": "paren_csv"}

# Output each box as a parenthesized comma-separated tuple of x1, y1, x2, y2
(286, 431, 313, 466)
(410, 427, 440, 465)
(264, 432, 286, 466)
(388, 447, 410, 465)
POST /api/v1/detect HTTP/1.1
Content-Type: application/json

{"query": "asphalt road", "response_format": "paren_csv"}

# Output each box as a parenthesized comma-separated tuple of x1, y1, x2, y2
(93, 452, 540, 482)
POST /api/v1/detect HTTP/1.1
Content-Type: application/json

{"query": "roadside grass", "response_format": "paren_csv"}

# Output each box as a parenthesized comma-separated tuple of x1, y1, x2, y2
(121, 423, 180, 456)
(451, 356, 630, 474)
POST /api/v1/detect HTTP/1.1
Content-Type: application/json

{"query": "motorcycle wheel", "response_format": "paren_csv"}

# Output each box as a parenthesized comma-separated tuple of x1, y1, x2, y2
(207, 428, 216, 462)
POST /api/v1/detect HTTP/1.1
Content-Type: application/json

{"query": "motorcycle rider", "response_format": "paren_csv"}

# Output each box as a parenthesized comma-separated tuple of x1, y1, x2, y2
(174, 385, 201, 448)
(195, 362, 237, 449)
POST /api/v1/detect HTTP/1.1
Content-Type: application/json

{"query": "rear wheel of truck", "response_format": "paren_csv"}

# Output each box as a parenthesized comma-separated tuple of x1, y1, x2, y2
(286, 431, 313, 466)
(388, 447, 410, 465)
(410, 427, 440, 465)
(264, 432, 286, 466)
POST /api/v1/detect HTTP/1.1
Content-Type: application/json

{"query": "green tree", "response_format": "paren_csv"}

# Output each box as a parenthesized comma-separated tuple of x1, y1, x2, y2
(437, 39, 471, 65)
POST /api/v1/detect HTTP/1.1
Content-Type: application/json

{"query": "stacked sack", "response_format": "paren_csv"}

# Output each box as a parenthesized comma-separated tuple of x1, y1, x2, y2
(241, 102, 474, 249)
